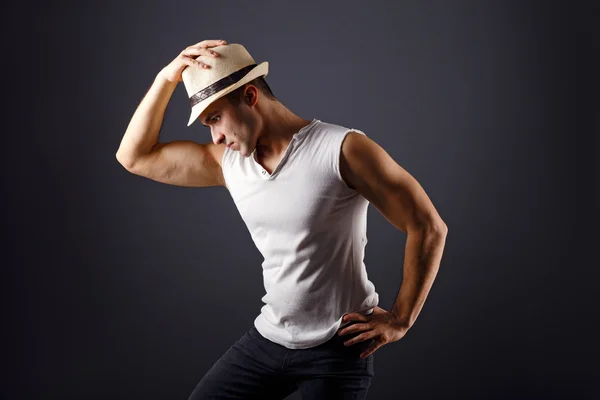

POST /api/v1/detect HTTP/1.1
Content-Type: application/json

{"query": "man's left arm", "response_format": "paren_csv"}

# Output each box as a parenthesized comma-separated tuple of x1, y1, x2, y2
(339, 131, 448, 330)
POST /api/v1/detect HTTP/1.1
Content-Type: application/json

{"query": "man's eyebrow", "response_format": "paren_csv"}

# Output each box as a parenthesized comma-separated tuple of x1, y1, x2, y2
(202, 110, 219, 126)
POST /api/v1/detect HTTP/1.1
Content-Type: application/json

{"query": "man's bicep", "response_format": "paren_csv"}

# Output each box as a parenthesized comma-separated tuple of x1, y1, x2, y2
(128, 140, 226, 187)
(340, 132, 445, 233)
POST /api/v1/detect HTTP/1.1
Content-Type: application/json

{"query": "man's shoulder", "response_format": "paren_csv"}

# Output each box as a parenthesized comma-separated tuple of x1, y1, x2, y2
(308, 119, 363, 139)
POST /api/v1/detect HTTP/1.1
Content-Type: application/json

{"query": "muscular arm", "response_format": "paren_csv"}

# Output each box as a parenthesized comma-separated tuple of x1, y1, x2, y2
(127, 140, 226, 187)
(116, 73, 226, 187)
(339, 132, 448, 328)
(116, 73, 177, 166)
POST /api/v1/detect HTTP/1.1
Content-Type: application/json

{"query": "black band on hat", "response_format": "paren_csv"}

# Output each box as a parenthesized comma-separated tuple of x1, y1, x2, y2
(189, 64, 257, 108)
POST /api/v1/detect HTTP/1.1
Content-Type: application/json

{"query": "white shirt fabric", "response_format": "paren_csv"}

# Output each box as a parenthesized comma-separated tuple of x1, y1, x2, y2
(221, 118, 379, 349)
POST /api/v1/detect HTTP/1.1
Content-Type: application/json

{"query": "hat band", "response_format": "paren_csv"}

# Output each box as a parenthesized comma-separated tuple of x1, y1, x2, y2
(189, 63, 258, 108)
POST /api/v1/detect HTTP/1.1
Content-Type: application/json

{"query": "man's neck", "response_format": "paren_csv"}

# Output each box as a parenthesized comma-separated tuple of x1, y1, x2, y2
(255, 102, 312, 158)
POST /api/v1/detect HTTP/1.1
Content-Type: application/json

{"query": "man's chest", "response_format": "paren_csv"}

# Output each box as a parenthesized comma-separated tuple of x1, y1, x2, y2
(255, 157, 280, 176)
(229, 170, 345, 233)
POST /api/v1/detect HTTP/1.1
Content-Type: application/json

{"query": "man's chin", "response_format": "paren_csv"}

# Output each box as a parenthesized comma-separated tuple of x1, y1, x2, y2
(239, 146, 254, 158)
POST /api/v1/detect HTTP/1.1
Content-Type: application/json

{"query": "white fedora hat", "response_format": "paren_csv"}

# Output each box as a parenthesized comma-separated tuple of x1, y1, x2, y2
(182, 43, 269, 127)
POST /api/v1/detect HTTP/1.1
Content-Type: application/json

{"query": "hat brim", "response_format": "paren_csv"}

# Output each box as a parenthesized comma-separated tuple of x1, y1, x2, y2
(187, 61, 269, 127)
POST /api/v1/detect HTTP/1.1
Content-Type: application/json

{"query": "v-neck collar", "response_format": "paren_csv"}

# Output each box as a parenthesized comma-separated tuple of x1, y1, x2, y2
(251, 118, 318, 180)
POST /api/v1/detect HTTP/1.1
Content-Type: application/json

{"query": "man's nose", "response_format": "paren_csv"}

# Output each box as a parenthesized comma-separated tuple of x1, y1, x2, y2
(212, 132, 225, 145)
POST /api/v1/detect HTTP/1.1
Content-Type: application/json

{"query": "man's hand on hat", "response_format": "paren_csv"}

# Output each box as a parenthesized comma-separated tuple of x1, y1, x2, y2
(158, 39, 227, 84)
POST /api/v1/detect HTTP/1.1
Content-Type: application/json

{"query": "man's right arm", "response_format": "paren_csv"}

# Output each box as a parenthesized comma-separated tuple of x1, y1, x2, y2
(115, 73, 226, 188)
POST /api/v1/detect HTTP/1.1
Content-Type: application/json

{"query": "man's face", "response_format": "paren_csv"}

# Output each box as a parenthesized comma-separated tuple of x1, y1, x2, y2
(199, 90, 258, 158)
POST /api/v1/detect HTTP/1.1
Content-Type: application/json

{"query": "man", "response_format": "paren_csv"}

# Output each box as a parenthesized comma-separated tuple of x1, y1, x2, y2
(116, 39, 448, 400)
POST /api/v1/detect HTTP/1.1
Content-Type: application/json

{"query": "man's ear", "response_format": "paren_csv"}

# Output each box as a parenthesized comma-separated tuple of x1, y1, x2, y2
(243, 85, 259, 106)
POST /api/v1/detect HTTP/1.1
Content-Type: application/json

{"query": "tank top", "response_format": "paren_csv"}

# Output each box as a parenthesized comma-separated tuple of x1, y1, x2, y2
(221, 118, 379, 349)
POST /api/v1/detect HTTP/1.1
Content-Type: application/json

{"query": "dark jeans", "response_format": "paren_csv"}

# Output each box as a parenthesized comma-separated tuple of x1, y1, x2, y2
(188, 322, 375, 400)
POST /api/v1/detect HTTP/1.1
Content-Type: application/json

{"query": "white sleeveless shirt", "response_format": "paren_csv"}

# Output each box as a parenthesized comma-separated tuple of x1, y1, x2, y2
(221, 118, 379, 349)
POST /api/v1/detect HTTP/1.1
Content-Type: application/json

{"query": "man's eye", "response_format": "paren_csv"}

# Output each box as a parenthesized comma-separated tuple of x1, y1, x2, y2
(212, 116, 220, 123)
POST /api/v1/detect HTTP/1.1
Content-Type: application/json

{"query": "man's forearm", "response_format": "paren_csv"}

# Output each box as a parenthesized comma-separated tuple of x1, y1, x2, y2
(391, 225, 448, 329)
(116, 72, 178, 167)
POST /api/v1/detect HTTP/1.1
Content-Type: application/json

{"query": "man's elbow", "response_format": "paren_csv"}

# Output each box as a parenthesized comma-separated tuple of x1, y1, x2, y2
(116, 151, 136, 171)
(436, 220, 448, 236)
(410, 214, 447, 236)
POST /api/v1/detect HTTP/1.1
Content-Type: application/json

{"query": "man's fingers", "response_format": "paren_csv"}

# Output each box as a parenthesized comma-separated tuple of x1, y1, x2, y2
(197, 39, 227, 48)
(183, 46, 219, 58)
(361, 341, 383, 358)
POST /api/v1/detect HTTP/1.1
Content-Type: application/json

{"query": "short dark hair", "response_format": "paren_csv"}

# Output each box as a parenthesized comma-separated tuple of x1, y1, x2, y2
(225, 75, 277, 106)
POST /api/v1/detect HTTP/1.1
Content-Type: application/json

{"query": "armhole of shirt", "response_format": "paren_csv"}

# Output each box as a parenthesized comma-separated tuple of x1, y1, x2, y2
(334, 128, 367, 190)
(221, 145, 231, 190)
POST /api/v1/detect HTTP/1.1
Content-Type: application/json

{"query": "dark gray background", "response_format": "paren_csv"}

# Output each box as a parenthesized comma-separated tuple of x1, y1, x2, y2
(2, 1, 598, 399)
